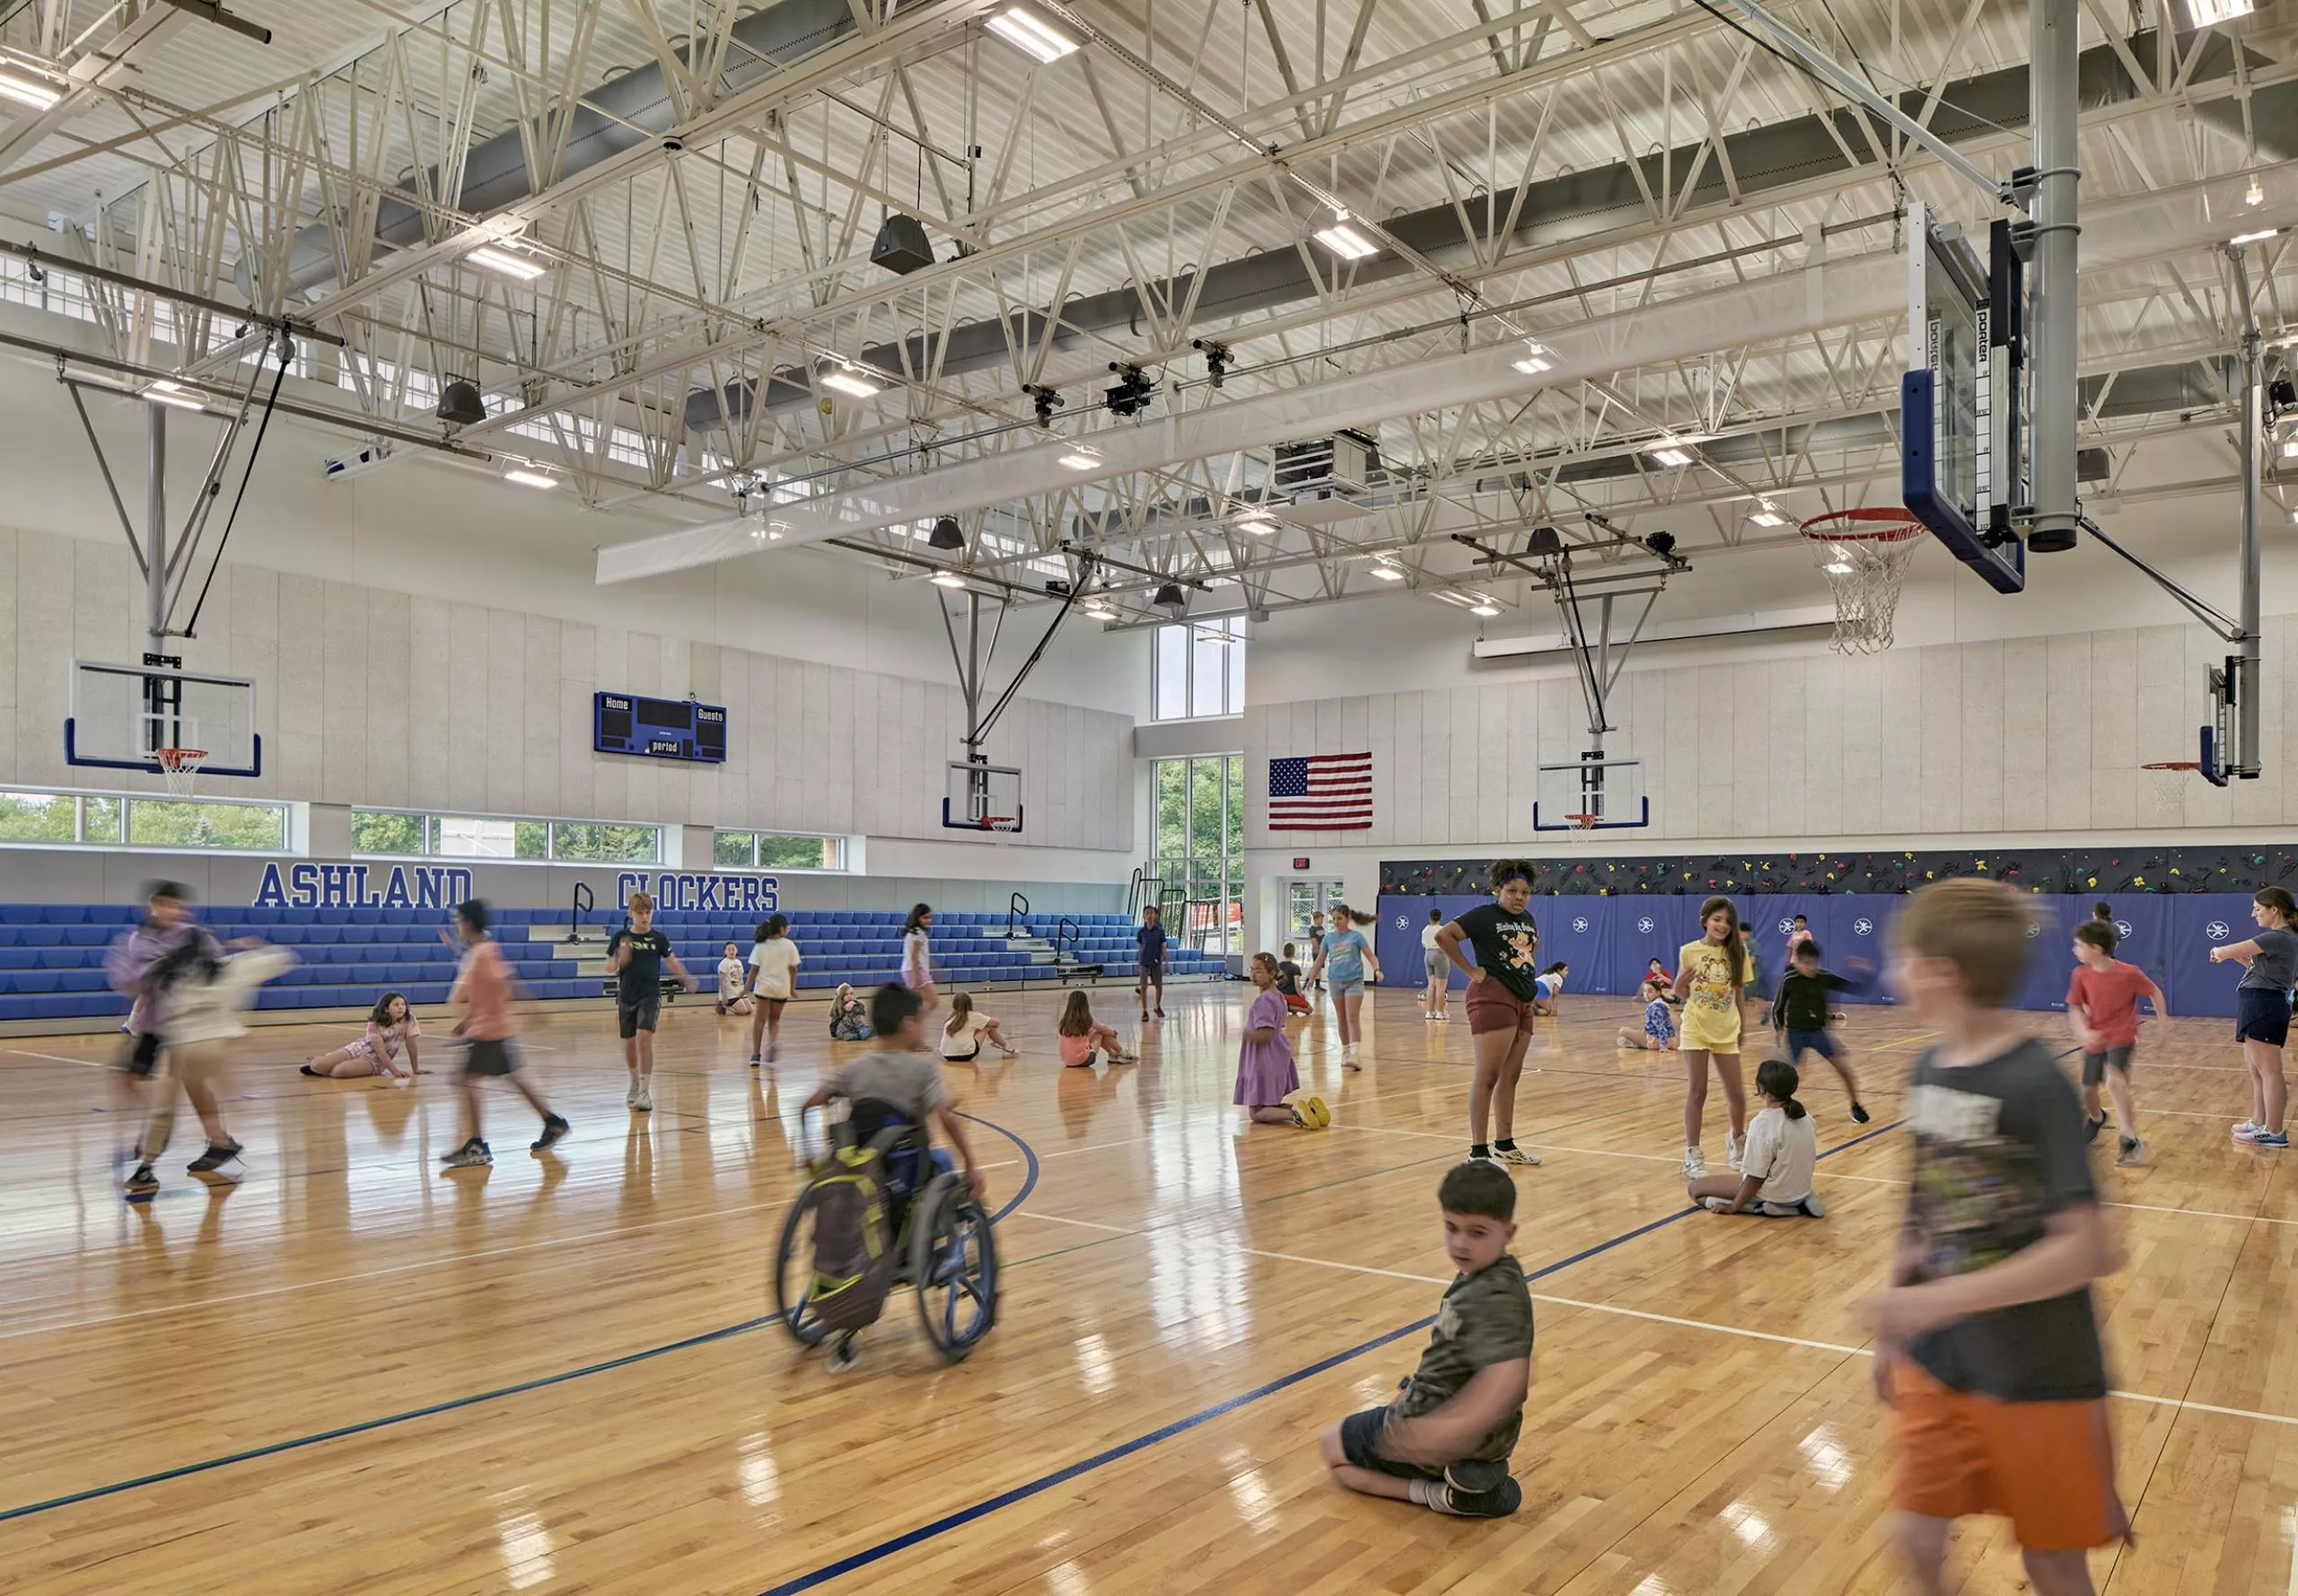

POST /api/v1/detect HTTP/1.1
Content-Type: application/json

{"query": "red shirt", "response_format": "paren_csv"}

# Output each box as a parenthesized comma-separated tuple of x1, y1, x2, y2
(2066, 960, 2153, 1048)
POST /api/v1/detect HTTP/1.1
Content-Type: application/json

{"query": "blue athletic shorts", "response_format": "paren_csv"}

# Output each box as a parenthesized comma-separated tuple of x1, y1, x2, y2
(1785, 1027, 1839, 1062)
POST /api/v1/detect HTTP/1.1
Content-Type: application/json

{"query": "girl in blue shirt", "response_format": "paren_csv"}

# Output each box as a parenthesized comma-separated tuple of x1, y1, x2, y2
(1308, 905, 1381, 1070)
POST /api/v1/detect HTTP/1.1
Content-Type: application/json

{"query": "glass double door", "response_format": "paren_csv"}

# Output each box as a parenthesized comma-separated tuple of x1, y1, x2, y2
(1285, 880, 1347, 945)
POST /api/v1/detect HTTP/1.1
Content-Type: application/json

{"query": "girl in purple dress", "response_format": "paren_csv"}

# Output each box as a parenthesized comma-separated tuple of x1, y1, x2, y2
(1237, 952, 1327, 1128)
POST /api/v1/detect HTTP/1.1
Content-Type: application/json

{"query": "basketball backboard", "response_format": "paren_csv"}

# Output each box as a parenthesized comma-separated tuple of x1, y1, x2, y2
(66, 660, 261, 778)
(1532, 757, 1647, 831)
(1902, 201, 2025, 594)
(943, 759, 1023, 832)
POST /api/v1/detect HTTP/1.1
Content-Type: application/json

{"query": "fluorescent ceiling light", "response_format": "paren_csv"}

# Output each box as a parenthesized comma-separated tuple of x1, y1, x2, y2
(1368, 564, 1405, 582)
(2231, 229, 2280, 246)
(0, 68, 61, 110)
(2188, 0, 2254, 24)
(1313, 223, 1378, 260)
(2283, 439, 2298, 459)
(1650, 445, 1694, 468)
(1206, 574, 1237, 587)
(1749, 511, 1786, 528)
(1083, 603, 1116, 619)
(1235, 516, 1278, 535)
(749, 521, 787, 541)
(820, 368, 882, 399)
(504, 469, 558, 489)
(984, 4, 1081, 62)
(930, 572, 968, 589)
(1470, 604, 1500, 617)
(467, 245, 547, 281)
(1057, 447, 1103, 470)
(1513, 355, 1552, 375)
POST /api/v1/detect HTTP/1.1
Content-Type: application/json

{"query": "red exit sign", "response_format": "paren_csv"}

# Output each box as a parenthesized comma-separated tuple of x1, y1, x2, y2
(1292, 857, 1311, 870)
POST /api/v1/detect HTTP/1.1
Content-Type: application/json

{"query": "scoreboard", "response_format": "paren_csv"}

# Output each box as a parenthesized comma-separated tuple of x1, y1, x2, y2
(593, 693, 727, 764)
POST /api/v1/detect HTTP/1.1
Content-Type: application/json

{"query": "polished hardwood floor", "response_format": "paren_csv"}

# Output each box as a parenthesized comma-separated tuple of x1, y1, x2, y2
(3, 982, 2293, 1593)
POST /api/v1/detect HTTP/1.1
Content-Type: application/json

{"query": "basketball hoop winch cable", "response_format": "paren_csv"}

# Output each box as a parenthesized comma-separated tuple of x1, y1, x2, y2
(180, 337, 294, 641)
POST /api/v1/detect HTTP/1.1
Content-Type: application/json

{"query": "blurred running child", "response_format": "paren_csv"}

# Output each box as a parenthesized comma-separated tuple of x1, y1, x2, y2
(1309, 909, 1328, 991)
(1675, 896, 1750, 1179)
(1278, 944, 1311, 1015)
(1422, 908, 1452, 1021)
(1436, 860, 1544, 1166)
(303, 992, 425, 1079)
(829, 983, 873, 1041)
(1309, 904, 1381, 1069)
(1770, 941, 1874, 1124)
(1057, 990, 1135, 1067)
(2067, 921, 2165, 1166)
(1137, 904, 1168, 1021)
(105, 881, 221, 1130)
(1318, 1160, 1530, 1517)
(940, 991, 1019, 1061)
(1873, 879, 2124, 1596)
(902, 903, 938, 1013)
(441, 899, 569, 1169)
(746, 914, 802, 1065)
(1531, 963, 1567, 1018)
(715, 943, 752, 1017)
(1238, 952, 1326, 1128)
(1618, 978, 1677, 1051)
(1687, 1058, 1825, 1216)
(2210, 885, 2295, 1148)
(607, 892, 696, 1111)
(124, 937, 296, 1197)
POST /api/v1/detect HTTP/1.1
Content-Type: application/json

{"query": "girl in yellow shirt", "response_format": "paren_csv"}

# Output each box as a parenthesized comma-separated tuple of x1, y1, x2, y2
(1672, 895, 1750, 1179)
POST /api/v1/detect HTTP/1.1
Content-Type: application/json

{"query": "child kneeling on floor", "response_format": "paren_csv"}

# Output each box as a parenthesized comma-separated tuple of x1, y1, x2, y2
(1686, 1057, 1826, 1217)
(1320, 1160, 1531, 1518)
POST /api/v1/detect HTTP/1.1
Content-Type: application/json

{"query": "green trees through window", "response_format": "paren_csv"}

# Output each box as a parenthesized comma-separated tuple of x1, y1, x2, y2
(1151, 754, 1245, 953)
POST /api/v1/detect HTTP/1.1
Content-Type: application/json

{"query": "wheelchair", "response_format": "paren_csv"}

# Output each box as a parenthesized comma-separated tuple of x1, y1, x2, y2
(771, 1097, 999, 1364)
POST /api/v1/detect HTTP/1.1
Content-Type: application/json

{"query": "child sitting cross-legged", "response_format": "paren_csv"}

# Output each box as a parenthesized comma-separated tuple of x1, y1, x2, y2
(1319, 1160, 1531, 1518)
(1686, 1057, 1826, 1218)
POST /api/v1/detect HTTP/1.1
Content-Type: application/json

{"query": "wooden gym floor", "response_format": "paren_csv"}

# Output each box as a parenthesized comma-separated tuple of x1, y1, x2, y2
(3, 983, 2294, 1594)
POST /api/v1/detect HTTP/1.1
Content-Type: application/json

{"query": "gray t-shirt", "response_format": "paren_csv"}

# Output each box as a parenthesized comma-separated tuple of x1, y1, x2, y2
(1388, 1254, 1534, 1462)
(1902, 1037, 2105, 1401)
(2239, 926, 2298, 992)
(828, 1048, 949, 1125)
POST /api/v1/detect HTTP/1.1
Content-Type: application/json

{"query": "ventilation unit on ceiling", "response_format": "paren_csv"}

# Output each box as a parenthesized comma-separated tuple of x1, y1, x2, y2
(1273, 428, 1381, 501)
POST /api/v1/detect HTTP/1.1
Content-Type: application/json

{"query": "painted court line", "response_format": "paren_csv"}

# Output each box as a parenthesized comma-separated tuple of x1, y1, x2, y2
(4, 1048, 108, 1069)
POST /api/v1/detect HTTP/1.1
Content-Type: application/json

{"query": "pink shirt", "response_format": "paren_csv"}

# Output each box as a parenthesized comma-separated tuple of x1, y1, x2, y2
(1058, 1031, 1094, 1066)
(454, 940, 513, 1039)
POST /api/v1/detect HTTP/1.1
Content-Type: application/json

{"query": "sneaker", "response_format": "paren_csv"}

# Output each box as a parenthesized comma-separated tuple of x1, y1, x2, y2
(826, 1332, 861, 1375)
(1849, 1101, 1872, 1125)
(1409, 1475, 1523, 1518)
(300, 1064, 321, 1077)
(625, 1076, 640, 1108)
(1682, 1147, 1707, 1179)
(1469, 1145, 1492, 1162)
(2084, 1111, 2108, 1144)
(443, 1139, 493, 1170)
(186, 1140, 243, 1174)
(748, 1053, 761, 1068)
(531, 1114, 571, 1153)
(1154, 1006, 1165, 1018)
(1799, 1193, 1827, 1218)
(2254, 1130, 2290, 1149)
(2233, 1121, 2267, 1144)
(1141, 1011, 1151, 1022)
(124, 1163, 160, 1197)
(766, 1043, 779, 1065)
(2116, 1136, 2147, 1166)
(1491, 1143, 1542, 1167)
(633, 1080, 653, 1113)
(1724, 1132, 1744, 1171)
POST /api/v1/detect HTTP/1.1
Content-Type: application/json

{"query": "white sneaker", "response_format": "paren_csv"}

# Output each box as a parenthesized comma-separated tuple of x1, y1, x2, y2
(1724, 1132, 1745, 1171)
(1342, 1046, 1363, 1072)
(1491, 1144, 1541, 1166)
(1682, 1146, 1707, 1179)
(634, 1079, 653, 1113)
(625, 1075, 639, 1108)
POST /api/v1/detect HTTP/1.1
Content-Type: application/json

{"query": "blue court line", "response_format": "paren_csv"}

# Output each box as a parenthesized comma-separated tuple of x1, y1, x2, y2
(0, 1110, 1043, 1527)
(755, 1118, 1908, 1595)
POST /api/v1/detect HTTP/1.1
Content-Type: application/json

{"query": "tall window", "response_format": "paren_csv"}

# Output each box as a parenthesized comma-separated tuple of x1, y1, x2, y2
(351, 811, 660, 864)
(1152, 755, 1244, 954)
(1152, 618, 1246, 721)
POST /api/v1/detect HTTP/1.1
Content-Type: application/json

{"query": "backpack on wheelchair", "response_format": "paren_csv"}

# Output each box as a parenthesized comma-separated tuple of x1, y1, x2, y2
(772, 1095, 999, 1368)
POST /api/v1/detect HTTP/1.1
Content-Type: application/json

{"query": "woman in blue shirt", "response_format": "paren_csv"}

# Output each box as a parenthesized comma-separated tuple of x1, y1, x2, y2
(1307, 904, 1381, 1070)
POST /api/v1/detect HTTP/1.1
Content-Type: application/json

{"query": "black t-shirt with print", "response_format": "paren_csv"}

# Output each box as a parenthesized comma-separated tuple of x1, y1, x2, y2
(1451, 903, 1542, 1000)
(1901, 1037, 2107, 1401)
(611, 928, 672, 995)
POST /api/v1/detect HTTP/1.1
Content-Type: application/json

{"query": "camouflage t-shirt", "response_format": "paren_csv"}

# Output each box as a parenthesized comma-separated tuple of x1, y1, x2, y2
(1902, 1038, 2107, 1401)
(1388, 1253, 1534, 1462)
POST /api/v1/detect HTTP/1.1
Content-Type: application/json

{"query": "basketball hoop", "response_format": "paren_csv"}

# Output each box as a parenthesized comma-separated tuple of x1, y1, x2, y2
(154, 747, 206, 798)
(1563, 813, 1600, 831)
(1802, 508, 1925, 654)
(976, 815, 1020, 834)
(2140, 761, 2201, 828)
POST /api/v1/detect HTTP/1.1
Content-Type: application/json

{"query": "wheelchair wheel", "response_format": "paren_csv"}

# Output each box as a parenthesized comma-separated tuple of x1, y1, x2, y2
(770, 1177, 834, 1346)
(909, 1171, 997, 1362)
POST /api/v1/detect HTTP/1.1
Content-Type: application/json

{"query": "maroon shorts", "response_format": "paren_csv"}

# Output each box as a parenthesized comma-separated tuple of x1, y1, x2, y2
(1466, 981, 1537, 1037)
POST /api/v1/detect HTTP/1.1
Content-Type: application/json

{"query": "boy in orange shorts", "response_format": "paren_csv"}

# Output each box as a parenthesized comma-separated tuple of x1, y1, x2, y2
(1869, 880, 2125, 1595)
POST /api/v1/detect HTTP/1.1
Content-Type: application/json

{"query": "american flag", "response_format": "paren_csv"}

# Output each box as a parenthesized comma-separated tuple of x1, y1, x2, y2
(1269, 753, 1373, 830)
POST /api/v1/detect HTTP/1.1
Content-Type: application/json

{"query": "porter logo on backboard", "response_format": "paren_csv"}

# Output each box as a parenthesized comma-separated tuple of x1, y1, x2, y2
(253, 862, 472, 910)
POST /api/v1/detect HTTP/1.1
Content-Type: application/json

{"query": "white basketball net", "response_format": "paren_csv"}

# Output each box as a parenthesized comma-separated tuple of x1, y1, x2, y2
(1807, 525, 1922, 654)
(155, 748, 206, 798)
(2141, 765, 2194, 828)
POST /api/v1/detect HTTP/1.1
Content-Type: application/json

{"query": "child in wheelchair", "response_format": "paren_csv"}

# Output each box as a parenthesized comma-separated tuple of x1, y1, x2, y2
(795, 983, 989, 1371)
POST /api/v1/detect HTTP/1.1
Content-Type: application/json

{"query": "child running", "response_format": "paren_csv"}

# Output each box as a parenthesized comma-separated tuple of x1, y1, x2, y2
(939, 991, 1019, 1061)
(104, 881, 222, 1138)
(902, 903, 938, 1013)
(715, 943, 752, 1017)
(1872, 879, 2125, 1595)
(441, 899, 569, 1168)
(1770, 940, 1873, 1124)
(1237, 951, 1326, 1128)
(2067, 920, 2165, 1166)
(1277, 945, 1311, 1015)
(746, 914, 802, 1065)
(1674, 896, 1750, 1178)
(1531, 963, 1567, 1018)
(1618, 978, 1676, 1051)
(1422, 908, 1451, 1021)
(2208, 884, 2294, 1148)
(1435, 860, 1543, 1167)
(606, 892, 696, 1112)
(1318, 1160, 1530, 1517)
(125, 938, 296, 1197)
(303, 992, 425, 1079)
(1057, 990, 1135, 1067)
(1686, 1058, 1825, 1216)
(1136, 904, 1168, 1022)
(1308, 904, 1381, 1070)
